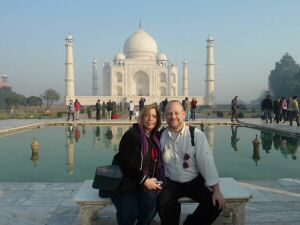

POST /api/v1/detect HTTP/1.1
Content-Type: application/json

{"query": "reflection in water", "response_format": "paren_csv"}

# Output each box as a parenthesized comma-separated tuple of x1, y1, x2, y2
(18, 124, 300, 181)
(230, 126, 240, 151)
(66, 125, 74, 175)
(260, 131, 299, 159)
(82, 123, 87, 138)
(205, 125, 215, 154)
(92, 126, 101, 150)
(280, 135, 298, 160)
(261, 131, 273, 153)
(96, 127, 100, 139)
(74, 126, 81, 143)
(273, 134, 281, 150)
(31, 138, 40, 167)
(91, 126, 128, 151)
(252, 135, 261, 166)
(27, 125, 299, 178)
(67, 125, 74, 144)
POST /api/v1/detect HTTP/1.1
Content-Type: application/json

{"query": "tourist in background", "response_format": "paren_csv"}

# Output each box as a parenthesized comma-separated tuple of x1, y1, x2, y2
(273, 97, 281, 124)
(95, 99, 101, 120)
(74, 99, 81, 120)
(106, 99, 113, 120)
(102, 101, 107, 119)
(261, 95, 273, 123)
(139, 98, 146, 112)
(231, 96, 239, 122)
(280, 97, 288, 123)
(289, 96, 300, 127)
(129, 100, 134, 121)
(183, 97, 191, 121)
(112, 111, 119, 119)
(191, 98, 197, 121)
(67, 99, 75, 121)
(158, 100, 225, 225)
(162, 98, 168, 121)
(111, 104, 164, 225)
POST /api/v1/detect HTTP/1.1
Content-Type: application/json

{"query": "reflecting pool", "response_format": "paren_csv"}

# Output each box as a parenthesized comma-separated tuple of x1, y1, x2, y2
(0, 125, 299, 182)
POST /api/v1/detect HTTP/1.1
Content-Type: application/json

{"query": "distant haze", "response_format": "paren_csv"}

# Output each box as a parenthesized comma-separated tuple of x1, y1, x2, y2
(1, 0, 300, 104)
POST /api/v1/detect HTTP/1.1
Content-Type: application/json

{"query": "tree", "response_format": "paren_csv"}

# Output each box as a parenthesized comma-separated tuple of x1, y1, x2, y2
(249, 90, 270, 108)
(4, 92, 26, 113)
(26, 96, 43, 108)
(268, 53, 300, 97)
(42, 88, 60, 112)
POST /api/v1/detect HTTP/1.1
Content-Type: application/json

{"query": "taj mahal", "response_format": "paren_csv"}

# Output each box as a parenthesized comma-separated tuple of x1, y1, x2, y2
(64, 24, 216, 106)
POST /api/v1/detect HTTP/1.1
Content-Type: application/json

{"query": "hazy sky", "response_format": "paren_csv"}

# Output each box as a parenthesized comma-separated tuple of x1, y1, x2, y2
(1, 0, 300, 104)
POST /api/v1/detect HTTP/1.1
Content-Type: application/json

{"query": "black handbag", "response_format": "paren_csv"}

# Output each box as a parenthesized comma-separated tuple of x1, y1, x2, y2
(92, 154, 136, 197)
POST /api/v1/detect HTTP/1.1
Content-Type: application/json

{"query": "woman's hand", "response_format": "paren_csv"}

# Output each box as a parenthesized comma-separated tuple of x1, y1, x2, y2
(144, 178, 162, 190)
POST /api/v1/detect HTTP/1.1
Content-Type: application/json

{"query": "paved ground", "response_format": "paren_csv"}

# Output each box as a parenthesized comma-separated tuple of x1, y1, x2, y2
(0, 118, 300, 225)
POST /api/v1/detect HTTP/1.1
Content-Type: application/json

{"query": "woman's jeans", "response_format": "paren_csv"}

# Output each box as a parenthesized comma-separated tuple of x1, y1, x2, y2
(111, 186, 157, 225)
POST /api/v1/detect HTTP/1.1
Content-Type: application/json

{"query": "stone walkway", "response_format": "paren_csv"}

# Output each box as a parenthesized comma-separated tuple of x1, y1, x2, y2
(0, 179, 300, 225)
(0, 118, 300, 225)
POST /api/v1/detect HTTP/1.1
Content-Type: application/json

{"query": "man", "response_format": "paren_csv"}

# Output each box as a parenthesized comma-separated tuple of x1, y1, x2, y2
(183, 97, 191, 121)
(95, 99, 101, 120)
(261, 95, 273, 123)
(162, 98, 168, 120)
(231, 96, 238, 122)
(190, 98, 197, 121)
(128, 100, 134, 120)
(273, 97, 281, 124)
(290, 96, 300, 127)
(106, 99, 113, 120)
(139, 97, 145, 111)
(67, 99, 75, 121)
(158, 100, 225, 225)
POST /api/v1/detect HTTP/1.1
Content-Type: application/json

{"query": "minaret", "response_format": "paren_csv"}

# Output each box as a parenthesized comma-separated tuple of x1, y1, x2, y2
(182, 60, 188, 96)
(65, 34, 75, 104)
(205, 35, 216, 106)
(92, 59, 98, 96)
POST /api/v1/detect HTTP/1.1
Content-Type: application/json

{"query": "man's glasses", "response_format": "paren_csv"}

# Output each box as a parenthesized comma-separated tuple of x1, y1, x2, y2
(183, 153, 190, 169)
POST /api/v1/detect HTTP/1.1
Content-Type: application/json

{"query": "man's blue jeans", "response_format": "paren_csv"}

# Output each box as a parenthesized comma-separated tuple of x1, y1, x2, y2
(191, 108, 196, 120)
(111, 186, 157, 225)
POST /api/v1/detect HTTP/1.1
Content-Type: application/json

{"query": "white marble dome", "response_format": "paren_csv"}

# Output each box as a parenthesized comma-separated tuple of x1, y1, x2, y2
(114, 52, 126, 61)
(124, 28, 158, 60)
(158, 53, 168, 61)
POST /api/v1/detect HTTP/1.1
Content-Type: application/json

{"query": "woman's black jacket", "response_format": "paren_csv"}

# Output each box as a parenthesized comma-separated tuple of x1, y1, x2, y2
(117, 124, 159, 185)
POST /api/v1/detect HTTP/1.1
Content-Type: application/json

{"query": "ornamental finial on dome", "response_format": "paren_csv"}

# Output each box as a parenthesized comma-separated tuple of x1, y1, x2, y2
(139, 19, 142, 30)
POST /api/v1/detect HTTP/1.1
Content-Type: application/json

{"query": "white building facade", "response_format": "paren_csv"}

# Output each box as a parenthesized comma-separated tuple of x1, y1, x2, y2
(103, 26, 178, 98)
(64, 25, 215, 106)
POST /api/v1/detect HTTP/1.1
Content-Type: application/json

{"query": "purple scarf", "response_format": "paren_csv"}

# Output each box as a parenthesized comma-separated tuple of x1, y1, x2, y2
(137, 124, 166, 184)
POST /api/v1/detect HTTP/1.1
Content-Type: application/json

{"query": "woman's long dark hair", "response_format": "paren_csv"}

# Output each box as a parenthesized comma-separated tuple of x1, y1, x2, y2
(137, 104, 162, 133)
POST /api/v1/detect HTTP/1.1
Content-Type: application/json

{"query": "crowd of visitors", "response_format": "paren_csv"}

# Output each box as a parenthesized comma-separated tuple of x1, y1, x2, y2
(66, 95, 299, 127)
(261, 95, 299, 127)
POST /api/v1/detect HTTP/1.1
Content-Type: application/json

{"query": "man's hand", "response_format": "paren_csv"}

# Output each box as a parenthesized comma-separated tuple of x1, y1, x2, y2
(212, 184, 226, 209)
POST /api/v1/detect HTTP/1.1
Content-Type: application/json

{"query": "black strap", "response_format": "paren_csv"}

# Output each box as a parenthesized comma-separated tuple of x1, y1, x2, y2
(189, 125, 195, 146)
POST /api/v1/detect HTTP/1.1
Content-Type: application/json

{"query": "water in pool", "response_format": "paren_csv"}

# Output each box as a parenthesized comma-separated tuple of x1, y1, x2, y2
(0, 125, 299, 181)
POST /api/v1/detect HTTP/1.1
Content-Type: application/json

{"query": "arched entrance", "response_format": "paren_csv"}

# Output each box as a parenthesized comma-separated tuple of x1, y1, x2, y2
(134, 71, 149, 96)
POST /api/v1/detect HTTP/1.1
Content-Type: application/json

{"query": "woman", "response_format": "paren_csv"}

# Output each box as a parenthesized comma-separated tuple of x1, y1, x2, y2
(111, 104, 165, 225)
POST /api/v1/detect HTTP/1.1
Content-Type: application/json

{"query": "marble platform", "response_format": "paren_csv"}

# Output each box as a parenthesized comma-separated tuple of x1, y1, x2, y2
(0, 179, 300, 225)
